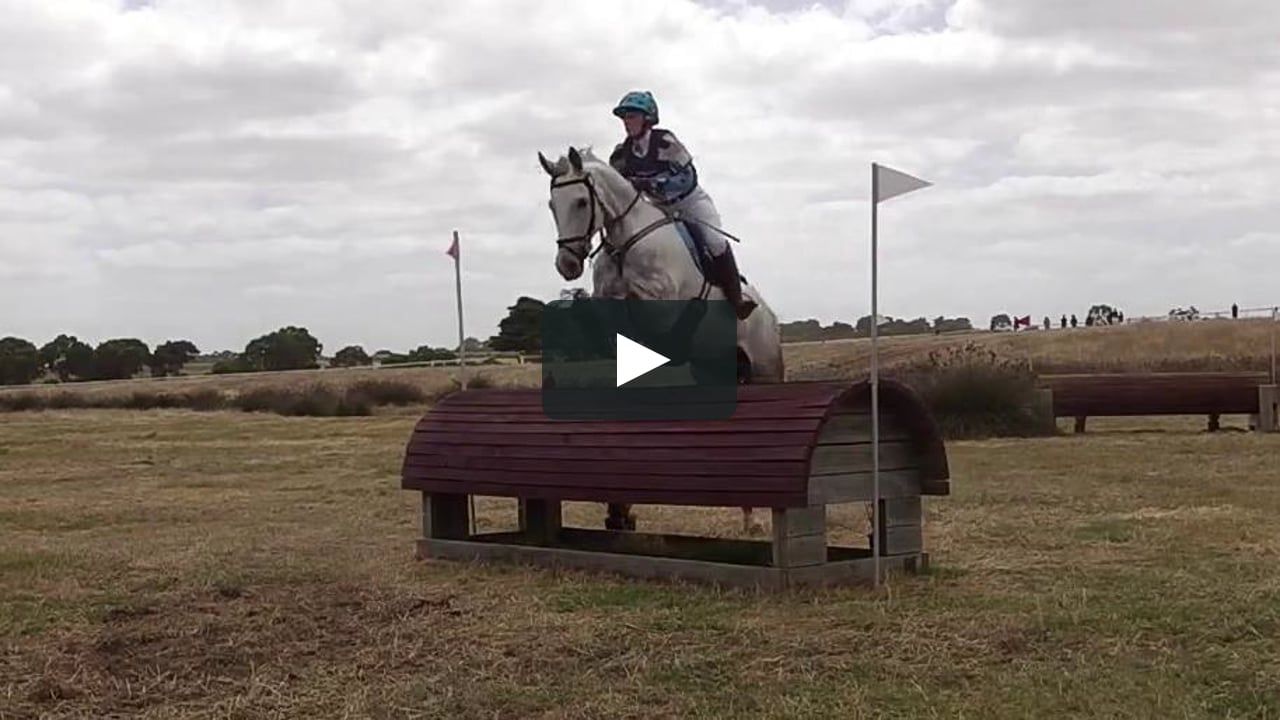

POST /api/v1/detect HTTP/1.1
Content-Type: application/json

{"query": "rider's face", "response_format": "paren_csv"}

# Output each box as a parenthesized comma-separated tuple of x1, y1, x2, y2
(621, 112, 647, 138)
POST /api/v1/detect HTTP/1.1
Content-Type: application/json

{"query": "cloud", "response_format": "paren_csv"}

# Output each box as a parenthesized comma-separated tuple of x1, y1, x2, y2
(0, 0, 1276, 354)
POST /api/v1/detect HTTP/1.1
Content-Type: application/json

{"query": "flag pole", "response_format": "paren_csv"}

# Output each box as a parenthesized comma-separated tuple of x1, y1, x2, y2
(448, 229, 474, 534)
(1271, 305, 1277, 386)
(870, 163, 882, 590)
(450, 229, 467, 391)
(865, 161, 930, 590)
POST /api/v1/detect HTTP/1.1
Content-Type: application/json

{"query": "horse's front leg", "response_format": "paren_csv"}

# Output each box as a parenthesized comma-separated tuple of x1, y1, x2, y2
(741, 507, 764, 535)
(606, 502, 636, 531)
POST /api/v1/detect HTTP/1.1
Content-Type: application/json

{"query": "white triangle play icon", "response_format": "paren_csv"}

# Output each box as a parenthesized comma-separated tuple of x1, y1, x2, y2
(615, 333, 670, 387)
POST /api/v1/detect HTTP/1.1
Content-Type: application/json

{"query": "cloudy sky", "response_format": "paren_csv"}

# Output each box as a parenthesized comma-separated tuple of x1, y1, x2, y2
(2, 0, 1276, 354)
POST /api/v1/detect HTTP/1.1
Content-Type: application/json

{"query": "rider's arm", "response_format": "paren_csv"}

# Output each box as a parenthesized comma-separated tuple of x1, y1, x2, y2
(647, 131, 697, 201)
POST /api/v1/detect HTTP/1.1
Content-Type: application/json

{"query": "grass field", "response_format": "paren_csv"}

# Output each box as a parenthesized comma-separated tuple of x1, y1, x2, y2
(3, 320, 1280, 718)
(3, 410, 1280, 718)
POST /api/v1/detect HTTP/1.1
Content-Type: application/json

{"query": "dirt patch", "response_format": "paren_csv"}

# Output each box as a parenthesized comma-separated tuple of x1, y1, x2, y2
(6, 582, 468, 717)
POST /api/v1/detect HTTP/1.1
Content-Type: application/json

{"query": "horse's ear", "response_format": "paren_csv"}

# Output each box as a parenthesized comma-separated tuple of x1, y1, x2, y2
(538, 151, 556, 176)
(568, 146, 583, 173)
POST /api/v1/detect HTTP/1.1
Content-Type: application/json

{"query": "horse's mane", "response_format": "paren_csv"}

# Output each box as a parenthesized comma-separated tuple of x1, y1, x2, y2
(546, 145, 609, 176)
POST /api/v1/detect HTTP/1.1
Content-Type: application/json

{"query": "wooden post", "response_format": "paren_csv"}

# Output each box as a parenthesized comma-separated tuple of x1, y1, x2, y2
(421, 493, 469, 541)
(875, 497, 923, 556)
(1033, 388, 1056, 434)
(518, 499, 563, 544)
(1259, 385, 1278, 433)
(771, 505, 827, 570)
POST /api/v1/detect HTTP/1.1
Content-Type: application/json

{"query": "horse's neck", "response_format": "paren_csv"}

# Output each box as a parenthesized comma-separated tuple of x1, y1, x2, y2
(596, 204, 700, 299)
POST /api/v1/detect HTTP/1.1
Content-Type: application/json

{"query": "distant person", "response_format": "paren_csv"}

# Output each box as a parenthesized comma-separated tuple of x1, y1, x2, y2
(1232, 303, 1239, 319)
(1070, 314, 1078, 328)
(1060, 314, 1067, 328)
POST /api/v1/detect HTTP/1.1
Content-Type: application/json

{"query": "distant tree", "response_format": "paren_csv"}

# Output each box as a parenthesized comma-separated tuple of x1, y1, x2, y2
(460, 337, 486, 352)
(780, 319, 823, 342)
(38, 334, 95, 382)
(489, 296, 545, 352)
(0, 336, 42, 385)
(149, 340, 200, 377)
(90, 338, 152, 380)
(210, 356, 254, 374)
(884, 317, 931, 336)
(933, 316, 974, 333)
(242, 326, 323, 371)
(330, 345, 372, 367)
(408, 345, 457, 362)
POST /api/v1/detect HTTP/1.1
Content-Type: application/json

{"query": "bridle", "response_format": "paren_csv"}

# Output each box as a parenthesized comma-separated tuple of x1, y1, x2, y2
(551, 169, 675, 270)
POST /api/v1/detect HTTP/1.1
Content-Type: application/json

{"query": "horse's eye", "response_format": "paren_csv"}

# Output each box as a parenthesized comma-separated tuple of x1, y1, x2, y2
(575, 198, 588, 209)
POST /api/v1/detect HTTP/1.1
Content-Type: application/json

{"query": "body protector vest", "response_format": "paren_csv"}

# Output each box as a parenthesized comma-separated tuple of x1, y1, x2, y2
(608, 128, 699, 206)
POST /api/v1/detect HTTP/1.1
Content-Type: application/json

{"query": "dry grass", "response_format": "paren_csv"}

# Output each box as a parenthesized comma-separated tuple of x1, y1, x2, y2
(3, 408, 1280, 718)
(786, 319, 1278, 380)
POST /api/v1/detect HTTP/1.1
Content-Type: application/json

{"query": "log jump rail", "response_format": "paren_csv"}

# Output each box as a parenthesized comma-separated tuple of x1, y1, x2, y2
(399, 379, 952, 591)
(1037, 372, 1279, 433)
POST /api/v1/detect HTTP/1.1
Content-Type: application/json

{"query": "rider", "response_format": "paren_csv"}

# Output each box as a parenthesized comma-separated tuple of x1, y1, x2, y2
(607, 90, 758, 320)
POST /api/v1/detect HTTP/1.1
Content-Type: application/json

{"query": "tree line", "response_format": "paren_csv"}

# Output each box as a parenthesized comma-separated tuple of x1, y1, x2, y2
(0, 292, 1129, 387)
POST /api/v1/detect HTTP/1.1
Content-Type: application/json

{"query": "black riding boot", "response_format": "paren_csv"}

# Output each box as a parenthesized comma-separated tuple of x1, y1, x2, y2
(710, 247, 757, 320)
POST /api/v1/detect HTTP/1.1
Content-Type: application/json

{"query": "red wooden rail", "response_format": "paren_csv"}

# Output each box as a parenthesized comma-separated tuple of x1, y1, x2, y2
(1038, 372, 1270, 417)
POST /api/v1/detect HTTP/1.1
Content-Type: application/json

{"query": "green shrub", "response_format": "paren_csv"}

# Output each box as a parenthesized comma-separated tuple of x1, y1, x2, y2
(345, 379, 427, 406)
(182, 388, 228, 411)
(45, 392, 88, 409)
(890, 343, 1056, 440)
(0, 392, 45, 412)
(233, 383, 372, 417)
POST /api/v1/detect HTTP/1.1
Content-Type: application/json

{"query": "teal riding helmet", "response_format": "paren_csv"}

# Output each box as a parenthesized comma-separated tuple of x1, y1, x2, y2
(612, 90, 659, 124)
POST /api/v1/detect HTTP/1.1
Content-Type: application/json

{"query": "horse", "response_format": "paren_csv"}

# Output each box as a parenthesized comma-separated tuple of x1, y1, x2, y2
(537, 145, 784, 536)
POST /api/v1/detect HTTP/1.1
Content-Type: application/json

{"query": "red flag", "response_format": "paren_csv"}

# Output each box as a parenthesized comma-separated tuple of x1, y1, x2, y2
(446, 231, 459, 261)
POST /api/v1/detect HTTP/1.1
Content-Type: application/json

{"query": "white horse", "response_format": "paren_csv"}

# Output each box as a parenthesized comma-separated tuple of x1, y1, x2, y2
(537, 145, 784, 536)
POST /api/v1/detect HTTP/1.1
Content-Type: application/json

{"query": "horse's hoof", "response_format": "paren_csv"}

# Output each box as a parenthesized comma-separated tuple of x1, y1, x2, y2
(745, 520, 766, 536)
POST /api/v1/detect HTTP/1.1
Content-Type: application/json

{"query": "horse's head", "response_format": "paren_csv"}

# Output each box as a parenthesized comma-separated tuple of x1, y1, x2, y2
(538, 145, 615, 281)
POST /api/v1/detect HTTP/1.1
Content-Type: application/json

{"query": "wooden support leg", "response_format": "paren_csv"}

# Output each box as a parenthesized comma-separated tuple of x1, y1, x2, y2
(519, 499, 563, 544)
(874, 497, 923, 556)
(1259, 385, 1278, 433)
(1034, 389, 1056, 433)
(418, 492, 470, 559)
(1208, 413, 1221, 432)
(771, 505, 827, 570)
(1074, 416, 1087, 434)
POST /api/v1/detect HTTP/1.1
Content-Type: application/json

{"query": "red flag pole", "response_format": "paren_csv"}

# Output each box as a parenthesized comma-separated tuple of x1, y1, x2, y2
(448, 230, 467, 390)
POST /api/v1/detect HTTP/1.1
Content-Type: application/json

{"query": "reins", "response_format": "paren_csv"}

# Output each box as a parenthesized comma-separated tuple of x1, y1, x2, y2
(552, 171, 661, 268)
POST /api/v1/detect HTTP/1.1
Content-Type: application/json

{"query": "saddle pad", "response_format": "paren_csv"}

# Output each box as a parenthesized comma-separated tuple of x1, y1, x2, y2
(673, 220, 710, 278)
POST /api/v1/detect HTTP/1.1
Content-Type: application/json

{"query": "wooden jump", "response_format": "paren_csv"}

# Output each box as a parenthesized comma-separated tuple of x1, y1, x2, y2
(399, 379, 952, 591)
(1037, 372, 1279, 433)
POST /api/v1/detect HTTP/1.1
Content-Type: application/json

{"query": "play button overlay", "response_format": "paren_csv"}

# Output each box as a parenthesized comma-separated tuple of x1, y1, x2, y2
(615, 333, 669, 387)
(541, 298, 738, 421)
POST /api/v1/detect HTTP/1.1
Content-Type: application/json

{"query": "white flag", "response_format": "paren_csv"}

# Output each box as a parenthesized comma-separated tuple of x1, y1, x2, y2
(874, 163, 931, 203)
